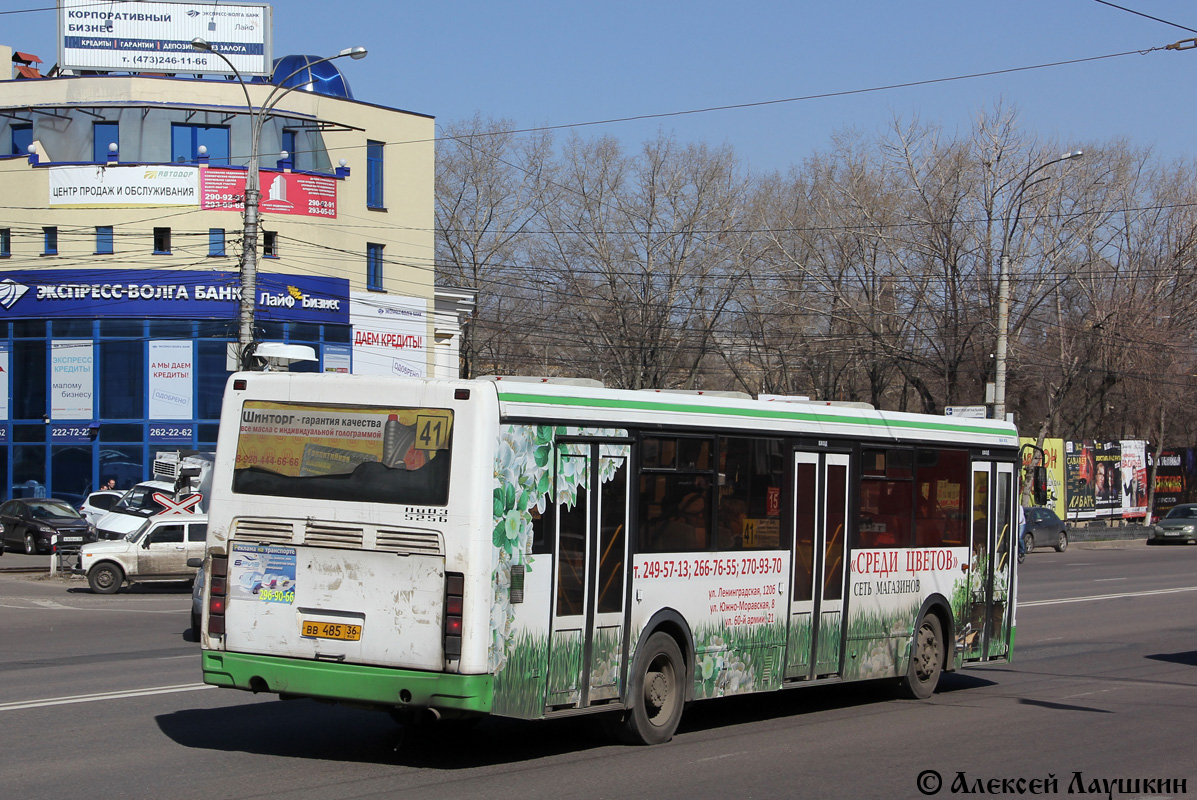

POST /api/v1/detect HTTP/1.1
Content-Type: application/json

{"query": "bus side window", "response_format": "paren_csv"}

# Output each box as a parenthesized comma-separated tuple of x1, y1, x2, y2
(913, 448, 969, 547)
(530, 502, 553, 555)
(640, 474, 711, 553)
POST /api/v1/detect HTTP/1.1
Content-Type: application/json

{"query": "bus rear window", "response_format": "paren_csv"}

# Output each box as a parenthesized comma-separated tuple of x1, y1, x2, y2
(231, 401, 453, 506)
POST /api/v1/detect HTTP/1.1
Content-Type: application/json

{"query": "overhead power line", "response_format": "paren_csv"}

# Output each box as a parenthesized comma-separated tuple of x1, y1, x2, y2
(1091, 0, 1197, 35)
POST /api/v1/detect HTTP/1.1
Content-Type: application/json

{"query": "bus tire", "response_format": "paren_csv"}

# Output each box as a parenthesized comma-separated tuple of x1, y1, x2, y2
(617, 631, 686, 745)
(900, 613, 943, 700)
(88, 563, 123, 595)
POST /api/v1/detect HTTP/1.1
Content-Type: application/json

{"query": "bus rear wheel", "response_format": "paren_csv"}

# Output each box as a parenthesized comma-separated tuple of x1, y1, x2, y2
(900, 613, 943, 700)
(616, 632, 685, 745)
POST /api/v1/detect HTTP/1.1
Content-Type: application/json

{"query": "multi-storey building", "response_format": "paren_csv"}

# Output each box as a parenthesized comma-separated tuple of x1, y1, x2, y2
(0, 43, 469, 502)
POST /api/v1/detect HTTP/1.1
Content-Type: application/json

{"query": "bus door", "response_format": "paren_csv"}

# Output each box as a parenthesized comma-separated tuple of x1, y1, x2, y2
(785, 451, 849, 679)
(546, 440, 630, 710)
(964, 461, 1015, 660)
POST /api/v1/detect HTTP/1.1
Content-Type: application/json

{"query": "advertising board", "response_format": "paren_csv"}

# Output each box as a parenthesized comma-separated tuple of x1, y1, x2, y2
(49, 165, 198, 208)
(57, 1, 272, 76)
(0, 269, 348, 326)
(350, 294, 428, 378)
(201, 169, 338, 218)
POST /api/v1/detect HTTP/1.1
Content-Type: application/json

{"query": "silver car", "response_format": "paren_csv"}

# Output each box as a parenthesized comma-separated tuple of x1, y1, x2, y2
(1148, 504, 1197, 545)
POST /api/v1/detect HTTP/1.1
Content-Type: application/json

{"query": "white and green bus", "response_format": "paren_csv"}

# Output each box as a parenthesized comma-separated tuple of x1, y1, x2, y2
(197, 374, 1019, 744)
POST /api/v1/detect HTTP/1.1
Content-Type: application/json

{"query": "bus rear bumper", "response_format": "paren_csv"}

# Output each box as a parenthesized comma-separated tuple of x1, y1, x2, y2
(201, 651, 493, 714)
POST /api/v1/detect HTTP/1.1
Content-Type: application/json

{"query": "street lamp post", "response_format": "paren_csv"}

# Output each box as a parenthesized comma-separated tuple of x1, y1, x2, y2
(190, 39, 367, 369)
(992, 150, 1084, 422)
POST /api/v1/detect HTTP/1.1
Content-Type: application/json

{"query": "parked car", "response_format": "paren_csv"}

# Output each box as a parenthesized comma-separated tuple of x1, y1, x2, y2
(75, 514, 207, 594)
(1147, 503, 1197, 545)
(0, 497, 96, 554)
(1021, 506, 1069, 553)
(93, 480, 176, 540)
(93, 451, 213, 540)
(78, 489, 124, 526)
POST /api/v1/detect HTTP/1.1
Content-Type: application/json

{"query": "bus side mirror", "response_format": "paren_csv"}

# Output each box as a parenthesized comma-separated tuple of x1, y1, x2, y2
(1031, 466, 1048, 506)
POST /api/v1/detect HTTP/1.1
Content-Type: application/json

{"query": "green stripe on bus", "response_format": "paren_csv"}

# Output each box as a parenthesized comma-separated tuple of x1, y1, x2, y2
(202, 651, 493, 714)
(496, 391, 1008, 438)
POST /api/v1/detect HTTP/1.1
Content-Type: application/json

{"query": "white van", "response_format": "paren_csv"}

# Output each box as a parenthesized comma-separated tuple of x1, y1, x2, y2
(94, 451, 213, 540)
(77, 514, 208, 594)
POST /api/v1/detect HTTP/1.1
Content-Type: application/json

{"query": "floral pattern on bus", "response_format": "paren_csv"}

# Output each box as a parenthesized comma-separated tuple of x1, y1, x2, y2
(841, 599, 922, 681)
(489, 424, 627, 676)
(589, 625, 623, 701)
(691, 621, 786, 699)
(784, 614, 814, 678)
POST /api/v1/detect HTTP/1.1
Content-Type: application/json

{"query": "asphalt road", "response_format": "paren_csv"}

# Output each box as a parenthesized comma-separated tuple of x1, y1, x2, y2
(1, 542, 1194, 800)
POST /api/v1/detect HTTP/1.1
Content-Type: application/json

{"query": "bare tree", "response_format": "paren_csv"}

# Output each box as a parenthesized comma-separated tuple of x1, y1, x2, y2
(436, 114, 553, 376)
(532, 134, 752, 389)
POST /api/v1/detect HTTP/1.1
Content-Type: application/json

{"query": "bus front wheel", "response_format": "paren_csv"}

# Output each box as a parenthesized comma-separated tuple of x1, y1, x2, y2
(616, 631, 685, 745)
(900, 613, 943, 700)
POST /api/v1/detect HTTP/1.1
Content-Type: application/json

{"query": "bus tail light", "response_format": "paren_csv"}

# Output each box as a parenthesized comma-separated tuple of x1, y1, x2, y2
(208, 554, 228, 636)
(444, 572, 464, 659)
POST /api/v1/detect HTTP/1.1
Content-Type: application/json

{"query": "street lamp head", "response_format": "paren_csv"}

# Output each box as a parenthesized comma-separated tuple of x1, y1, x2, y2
(1062, 150, 1084, 161)
(191, 37, 213, 52)
(341, 46, 368, 60)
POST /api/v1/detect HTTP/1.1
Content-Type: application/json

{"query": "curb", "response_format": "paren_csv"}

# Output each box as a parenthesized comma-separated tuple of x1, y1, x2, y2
(1074, 538, 1147, 549)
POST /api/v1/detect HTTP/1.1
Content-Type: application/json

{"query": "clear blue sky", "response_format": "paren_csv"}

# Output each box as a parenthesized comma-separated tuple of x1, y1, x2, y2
(6, 1, 1196, 171)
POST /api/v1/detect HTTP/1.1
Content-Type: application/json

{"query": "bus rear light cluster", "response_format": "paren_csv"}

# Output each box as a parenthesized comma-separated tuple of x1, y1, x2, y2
(444, 572, 464, 659)
(208, 554, 228, 636)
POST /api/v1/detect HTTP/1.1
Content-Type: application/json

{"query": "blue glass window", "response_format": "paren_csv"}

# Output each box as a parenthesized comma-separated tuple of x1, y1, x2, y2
(14, 339, 47, 420)
(367, 140, 384, 208)
(51, 445, 91, 503)
(0, 228, 10, 257)
(11, 124, 32, 156)
(43, 227, 57, 255)
(209, 228, 225, 257)
(367, 243, 384, 290)
(100, 340, 144, 419)
(96, 226, 113, 254)
(282, 129, 296, 160)
(197, 341, 232, 419)
(171, 124, 229, 165)
(93, 122, 119, 163)
(153, 228, 171, 254)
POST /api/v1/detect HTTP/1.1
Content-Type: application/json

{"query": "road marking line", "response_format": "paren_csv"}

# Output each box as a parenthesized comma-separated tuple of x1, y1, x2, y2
(1093, 578, 1127, 582)
(1021, 586, 1197, 607)
(694, 752, 746, 763)
(31, 598, 72, 609)
(0, 601, 186, 614)
(0, 683, 213, 712)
